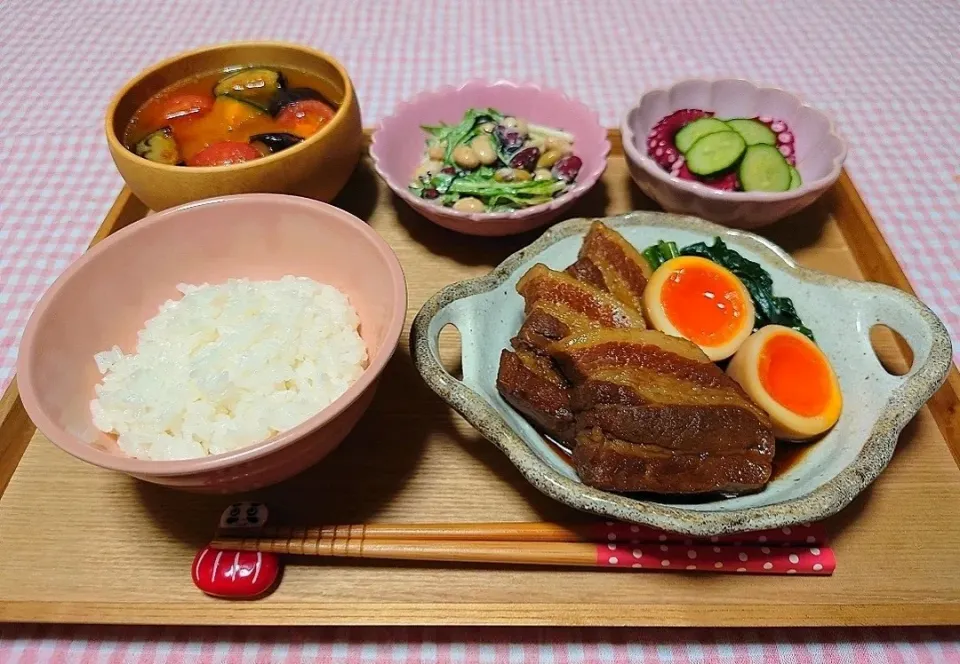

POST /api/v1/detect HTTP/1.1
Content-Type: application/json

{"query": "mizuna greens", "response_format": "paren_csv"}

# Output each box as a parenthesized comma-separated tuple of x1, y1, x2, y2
(409, 108, 583, 213)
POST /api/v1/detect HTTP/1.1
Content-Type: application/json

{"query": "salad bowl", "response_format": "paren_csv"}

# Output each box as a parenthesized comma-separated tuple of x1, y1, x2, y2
(371, 80, 610, 236)
(621, 79, 847, 229)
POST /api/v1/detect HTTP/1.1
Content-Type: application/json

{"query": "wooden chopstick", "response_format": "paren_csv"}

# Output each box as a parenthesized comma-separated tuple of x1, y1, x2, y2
(207, 532, 832, 575)
(218, 522, 826, 546)
(212, 535, 597, 566)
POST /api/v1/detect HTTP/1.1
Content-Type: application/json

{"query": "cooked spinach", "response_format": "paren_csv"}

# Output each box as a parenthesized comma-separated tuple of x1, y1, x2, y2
(642, 236, 815, 340)
(641, 240, 680, 271)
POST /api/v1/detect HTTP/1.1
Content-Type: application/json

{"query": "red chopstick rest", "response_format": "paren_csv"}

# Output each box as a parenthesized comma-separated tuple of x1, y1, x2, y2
(192, 546, 280, 598)
(192, 502, 280, 599)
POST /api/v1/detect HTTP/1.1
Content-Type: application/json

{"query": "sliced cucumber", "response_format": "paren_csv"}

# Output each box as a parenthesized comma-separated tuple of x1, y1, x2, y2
(739, 145, 792, 192)
(675, 118, 731, 153)
(788, 166, 802, 190)
(725, 118, 777, 146)
(685, 131, 746, 176)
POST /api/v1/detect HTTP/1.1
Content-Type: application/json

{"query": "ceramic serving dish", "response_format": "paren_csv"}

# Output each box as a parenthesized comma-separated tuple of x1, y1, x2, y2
(106, 41, 363, 211)
(621, 79, 847, 229)
(17, 194, 406, 493)
(371, 80, 610, 237)
(411, 211, 951, 536)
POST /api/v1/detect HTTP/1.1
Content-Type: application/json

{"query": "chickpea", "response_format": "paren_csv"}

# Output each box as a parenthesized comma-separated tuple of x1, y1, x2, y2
(514, 117, 530, 136)
(512, 168, 532, 182)
(534, 168, 552, 181)
(494, 167, 515, 182)
(470, 135, 497, 165)
(414, 159, 444, 178)
(427, 141, 446, 160)
(544, 136, 572, 153)
(480, 122, 496, 133)
(452, 145, 480, 169)
(453, 197, 485, 212)
(537, 149, 563, 169)
(503, 116, 518, 128)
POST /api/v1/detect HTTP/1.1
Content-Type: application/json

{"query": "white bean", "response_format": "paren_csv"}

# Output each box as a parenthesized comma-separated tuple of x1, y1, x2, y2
(470, 135, 497, 165)
(544, 136, 571, 153)
(414, 159, 444, 178)
(427, 141, 446, 160)
(453, 197, 485, 212)
(452, 145, 480, 169)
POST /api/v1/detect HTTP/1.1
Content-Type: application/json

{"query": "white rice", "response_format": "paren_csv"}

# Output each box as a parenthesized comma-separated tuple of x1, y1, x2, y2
(90, 276, 368, 461)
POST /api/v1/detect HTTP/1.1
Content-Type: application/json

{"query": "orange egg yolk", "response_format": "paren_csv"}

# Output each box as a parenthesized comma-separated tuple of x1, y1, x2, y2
(758, 334, 832, 417)
(660, 265, 748, 346)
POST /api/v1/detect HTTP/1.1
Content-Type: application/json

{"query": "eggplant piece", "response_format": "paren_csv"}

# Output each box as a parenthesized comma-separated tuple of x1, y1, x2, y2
(249, 132, 304, 154)
(133, 127, 180, 165)
(214, 67, 285, 112)
(268, 87, 333, 116)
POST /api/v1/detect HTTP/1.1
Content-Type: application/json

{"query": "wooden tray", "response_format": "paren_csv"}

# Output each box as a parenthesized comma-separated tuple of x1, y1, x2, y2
(1, 133, 959, 627)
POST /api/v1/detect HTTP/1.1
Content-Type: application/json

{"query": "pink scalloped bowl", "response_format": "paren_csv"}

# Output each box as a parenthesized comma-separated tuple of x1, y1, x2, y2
(621, 79, 847, 229)
(370, 80, 610, 236)
(16, 194, 406, 493)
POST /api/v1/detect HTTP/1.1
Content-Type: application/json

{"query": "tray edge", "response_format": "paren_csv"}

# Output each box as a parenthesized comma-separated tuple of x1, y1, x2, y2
(0, 131, 958, 627)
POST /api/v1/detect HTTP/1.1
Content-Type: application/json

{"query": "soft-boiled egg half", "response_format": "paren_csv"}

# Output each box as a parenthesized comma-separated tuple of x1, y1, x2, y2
(727, 325, 842, 440)
(643, 256, 755, 361)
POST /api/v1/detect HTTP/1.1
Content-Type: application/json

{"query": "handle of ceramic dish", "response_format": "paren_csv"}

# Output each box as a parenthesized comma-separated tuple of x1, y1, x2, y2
(422, 300, 474, 394)
(857, 284, 946, 384)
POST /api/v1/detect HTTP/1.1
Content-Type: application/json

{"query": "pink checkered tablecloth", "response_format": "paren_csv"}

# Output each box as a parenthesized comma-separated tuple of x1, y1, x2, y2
(1, 0, 958, 661)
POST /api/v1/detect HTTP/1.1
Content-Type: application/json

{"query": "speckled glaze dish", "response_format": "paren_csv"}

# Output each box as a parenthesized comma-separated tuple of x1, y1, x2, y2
(411, 212, 952, 536)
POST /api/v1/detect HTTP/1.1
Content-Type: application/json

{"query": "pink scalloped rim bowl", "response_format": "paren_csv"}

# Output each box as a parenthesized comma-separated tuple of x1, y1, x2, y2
(15, 194, 407, 493)
(621, 79, 847, 229)
(370, 80, 610, 236)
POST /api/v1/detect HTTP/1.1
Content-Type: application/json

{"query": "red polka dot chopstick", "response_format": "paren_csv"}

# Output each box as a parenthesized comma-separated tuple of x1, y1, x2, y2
(206, 505, 835, 581)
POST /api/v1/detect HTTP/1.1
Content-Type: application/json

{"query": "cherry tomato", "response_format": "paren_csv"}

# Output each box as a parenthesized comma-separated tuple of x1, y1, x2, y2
(276, 100, 336, 137)
(186, 141, 261, 167)
(158, 93, 214, 122)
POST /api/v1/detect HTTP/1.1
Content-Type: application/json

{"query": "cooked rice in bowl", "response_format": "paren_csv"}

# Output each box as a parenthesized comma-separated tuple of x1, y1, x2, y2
(90, 275, 368, 460)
